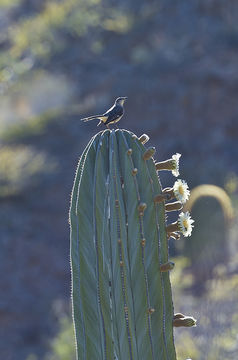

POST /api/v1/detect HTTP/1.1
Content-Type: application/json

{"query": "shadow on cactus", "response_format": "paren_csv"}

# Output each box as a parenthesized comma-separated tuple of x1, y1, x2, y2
(183, 184, 234, 295)
(70, 129, 196, 360)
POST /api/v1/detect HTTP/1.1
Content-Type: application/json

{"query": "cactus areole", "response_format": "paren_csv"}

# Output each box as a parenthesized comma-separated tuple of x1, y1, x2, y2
(70, 129, 195, 360)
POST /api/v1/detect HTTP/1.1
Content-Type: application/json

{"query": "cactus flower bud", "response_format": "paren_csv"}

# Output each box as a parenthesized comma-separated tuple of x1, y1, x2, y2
(138, 202, 147, 215)
(160, 262, 175, 272)
(173, 316, 197, 327)
(139, 134, 150, 144)
(154, 193, 170, 203)
(169, 232, 181, 241)
(165, 201, 183, 212)
(143, 147, 156, 160)
(132, 168, 138, 176)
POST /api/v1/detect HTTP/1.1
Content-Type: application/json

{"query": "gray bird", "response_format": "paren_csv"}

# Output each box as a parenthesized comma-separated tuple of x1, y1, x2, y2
(81, 97, 127, 128)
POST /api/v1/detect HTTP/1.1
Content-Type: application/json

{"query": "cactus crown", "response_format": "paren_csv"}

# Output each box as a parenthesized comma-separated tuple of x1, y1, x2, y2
(70, 129, 195, 360)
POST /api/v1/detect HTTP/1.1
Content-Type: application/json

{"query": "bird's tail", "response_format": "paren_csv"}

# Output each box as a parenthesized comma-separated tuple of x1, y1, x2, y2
(81, 115, 102, 122)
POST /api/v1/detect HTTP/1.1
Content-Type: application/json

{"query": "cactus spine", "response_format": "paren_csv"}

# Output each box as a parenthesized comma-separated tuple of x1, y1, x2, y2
(70, 129, 195, 360)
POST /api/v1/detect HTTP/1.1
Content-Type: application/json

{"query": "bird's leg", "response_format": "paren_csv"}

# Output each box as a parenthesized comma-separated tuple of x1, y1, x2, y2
(106, 124, 110, 129)
(115, 124, 119, 129)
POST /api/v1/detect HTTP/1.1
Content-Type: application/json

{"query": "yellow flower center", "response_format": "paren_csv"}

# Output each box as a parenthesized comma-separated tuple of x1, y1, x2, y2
(183, 219, 188, 230)
(179, 185, 184, 195)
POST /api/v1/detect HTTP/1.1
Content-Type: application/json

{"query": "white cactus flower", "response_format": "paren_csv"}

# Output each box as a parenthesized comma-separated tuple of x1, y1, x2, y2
(178, 211, 194, 237)
(173, 179, 190, 204)
(171, 153, 181, 177)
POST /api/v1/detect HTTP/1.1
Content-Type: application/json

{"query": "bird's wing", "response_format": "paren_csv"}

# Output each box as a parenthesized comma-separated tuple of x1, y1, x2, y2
(103, 104, 116, 116)
(105, 104, 123, 123)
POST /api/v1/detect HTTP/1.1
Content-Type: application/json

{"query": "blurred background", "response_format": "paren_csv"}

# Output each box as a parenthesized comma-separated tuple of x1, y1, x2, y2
(0, 0, 238, 359)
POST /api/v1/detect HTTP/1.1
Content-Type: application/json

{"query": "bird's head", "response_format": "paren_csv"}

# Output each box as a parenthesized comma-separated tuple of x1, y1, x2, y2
(115, 96, 127, 106)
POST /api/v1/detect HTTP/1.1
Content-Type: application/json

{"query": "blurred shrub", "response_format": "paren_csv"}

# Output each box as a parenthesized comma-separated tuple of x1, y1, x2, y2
(173, 259, 238, 360)
(10, 0, 78, 59)
(0, 0, 133, 84)
(176, 333, 200, 360)
(0, 110, 61, 141)
(0, 145, 56, 197)
(45, 316, 75, 360)
(0, 70, 72, 141)
(225, 172, 238, 195)
(0, 0, 20, 7)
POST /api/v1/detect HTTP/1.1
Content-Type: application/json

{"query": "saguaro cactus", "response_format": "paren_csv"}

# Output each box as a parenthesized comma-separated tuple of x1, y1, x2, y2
(70, 129, 196, 360)
(183, 184, 234, 294)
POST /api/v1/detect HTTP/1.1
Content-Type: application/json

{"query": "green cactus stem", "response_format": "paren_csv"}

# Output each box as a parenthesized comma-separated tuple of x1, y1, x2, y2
(70, 129, 195, 360)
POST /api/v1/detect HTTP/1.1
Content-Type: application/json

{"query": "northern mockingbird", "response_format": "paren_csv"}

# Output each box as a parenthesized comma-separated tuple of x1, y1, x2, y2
(81, 97, 127, 128)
